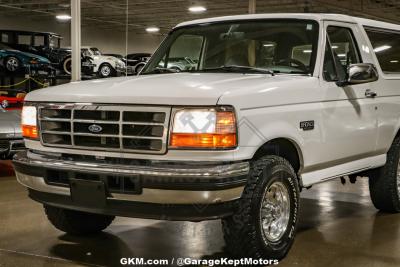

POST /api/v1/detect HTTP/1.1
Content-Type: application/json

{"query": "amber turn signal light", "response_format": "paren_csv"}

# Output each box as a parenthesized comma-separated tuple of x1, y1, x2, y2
(22, 125, 38, 139)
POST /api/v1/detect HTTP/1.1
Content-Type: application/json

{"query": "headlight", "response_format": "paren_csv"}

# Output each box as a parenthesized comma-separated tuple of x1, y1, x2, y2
(21, 105, 38, 139)
(169, 107, 237, 149)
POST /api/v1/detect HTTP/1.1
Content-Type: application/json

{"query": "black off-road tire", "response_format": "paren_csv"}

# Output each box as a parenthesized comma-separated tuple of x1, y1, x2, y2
(44, 205, 115, 235)
(369, 135, 400, 213)
(222, 155, 300, 260)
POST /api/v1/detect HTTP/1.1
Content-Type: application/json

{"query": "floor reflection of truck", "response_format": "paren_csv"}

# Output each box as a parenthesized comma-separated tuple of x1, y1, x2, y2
(0, 30, 93, 75)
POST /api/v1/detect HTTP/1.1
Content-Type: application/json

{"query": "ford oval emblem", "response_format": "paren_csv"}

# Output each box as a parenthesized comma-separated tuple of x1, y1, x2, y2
(88, 124, 103, 133)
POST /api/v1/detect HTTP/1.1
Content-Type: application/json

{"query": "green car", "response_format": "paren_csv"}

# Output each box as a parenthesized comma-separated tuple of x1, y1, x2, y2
(0, 42, 51, 73)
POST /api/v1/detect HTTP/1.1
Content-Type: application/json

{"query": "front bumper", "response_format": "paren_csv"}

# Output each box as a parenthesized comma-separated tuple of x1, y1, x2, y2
(0, 139, 25, 159)
(13, 151, 249, 221)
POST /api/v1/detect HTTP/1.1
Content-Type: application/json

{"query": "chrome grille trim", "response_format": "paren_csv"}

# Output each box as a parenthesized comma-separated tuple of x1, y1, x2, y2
(38, 103, 171, 154)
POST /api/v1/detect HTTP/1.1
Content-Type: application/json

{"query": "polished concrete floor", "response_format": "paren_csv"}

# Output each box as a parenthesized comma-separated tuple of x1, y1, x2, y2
(1, 160, 400, 267)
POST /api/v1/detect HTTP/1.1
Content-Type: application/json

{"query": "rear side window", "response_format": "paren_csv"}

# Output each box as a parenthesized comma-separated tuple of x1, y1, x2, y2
(18, 34, 31, 45)
(365, 28, 400, 74)
(1, 33, 10, 43)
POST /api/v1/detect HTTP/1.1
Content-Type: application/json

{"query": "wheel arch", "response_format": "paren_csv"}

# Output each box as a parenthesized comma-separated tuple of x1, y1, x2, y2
(252, 138, 304, 184)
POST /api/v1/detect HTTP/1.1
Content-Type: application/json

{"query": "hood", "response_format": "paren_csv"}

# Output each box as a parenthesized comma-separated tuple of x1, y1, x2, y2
(94, 55, 123, 63)
(0, 109, 21, 138)
(25, 73, 318, 106)
(12, 50, 50, 63)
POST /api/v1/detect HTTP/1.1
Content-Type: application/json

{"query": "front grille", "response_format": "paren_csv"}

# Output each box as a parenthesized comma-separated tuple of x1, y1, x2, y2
(38, 104, 171, 154)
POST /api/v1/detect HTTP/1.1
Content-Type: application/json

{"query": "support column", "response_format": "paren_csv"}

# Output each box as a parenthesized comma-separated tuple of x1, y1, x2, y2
(249, 0, 256, 14)
(71, 0, 81, 81)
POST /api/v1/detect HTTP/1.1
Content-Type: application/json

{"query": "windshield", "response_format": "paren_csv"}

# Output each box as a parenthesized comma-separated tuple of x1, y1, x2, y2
(82, 48, 92, 57)
(49, 36, 61, 48)
(91, 47, 102, 56)
(142, 19, 319, 75)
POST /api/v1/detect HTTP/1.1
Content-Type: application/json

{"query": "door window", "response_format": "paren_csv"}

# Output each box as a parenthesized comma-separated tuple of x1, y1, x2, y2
(323, 26, 362, 81)
(17, 34, 32, 45)
(34, 35, 45, 46)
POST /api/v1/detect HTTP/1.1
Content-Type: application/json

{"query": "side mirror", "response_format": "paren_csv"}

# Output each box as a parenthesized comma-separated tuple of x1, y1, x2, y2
(347, 63, 379, 85)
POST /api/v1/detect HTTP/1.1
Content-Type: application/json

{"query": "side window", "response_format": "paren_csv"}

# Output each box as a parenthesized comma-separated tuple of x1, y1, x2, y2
(34, 35, 45, 46)
(365, 28, 400, 74)
(323, 26, 361, 81)
(166, 35, 204, 71)
(323, 38, 339, 82)
(18, 34, 31, 45)
(1, 33, 9, 43)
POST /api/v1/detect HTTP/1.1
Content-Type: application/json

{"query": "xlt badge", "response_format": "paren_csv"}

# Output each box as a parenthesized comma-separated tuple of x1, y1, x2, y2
(300, 120, 314, 131)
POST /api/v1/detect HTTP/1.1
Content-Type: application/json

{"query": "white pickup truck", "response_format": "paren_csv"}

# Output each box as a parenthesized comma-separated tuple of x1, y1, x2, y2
(13, 13, 400, 260)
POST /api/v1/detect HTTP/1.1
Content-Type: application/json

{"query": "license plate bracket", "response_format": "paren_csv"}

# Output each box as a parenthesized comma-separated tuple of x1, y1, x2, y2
(70, 179, 106, 207)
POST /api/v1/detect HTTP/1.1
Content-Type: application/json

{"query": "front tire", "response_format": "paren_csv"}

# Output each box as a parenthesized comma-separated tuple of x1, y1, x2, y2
(369, 135, 400, 213)
(222, 156, 299, 260)
(98, 63, 114, 78)
(44, 205, 115, 235)
(5, 56, 20, 73)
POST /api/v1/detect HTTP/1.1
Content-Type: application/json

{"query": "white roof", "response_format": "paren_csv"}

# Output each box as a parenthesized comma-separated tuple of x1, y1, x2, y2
(175, 13, 400, 32)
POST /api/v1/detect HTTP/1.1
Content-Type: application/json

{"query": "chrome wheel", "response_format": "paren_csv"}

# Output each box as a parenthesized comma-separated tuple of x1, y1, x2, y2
(100, 65, 111, 77)
(260, 181, 290, 242)
(6, 57, 19, 72)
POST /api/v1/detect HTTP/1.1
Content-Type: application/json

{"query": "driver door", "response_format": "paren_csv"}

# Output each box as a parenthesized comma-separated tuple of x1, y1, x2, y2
(316, 21, 378, 169)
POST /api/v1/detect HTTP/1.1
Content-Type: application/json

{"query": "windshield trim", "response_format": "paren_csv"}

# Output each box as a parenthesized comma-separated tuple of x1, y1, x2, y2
(142, 18, 320, 77)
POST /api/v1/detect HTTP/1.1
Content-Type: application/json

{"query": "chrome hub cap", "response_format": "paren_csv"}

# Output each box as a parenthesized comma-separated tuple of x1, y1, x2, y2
(260, 181, 290, 242)
(6, 58, 18, 71)
(101, 65, 111, 76)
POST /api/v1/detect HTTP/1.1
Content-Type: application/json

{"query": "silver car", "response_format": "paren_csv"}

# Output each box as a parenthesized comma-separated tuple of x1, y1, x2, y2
(0, 107, 25, 159)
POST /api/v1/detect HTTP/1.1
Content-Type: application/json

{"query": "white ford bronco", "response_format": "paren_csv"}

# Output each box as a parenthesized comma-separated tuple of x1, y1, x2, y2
(13, 13, 400, 260)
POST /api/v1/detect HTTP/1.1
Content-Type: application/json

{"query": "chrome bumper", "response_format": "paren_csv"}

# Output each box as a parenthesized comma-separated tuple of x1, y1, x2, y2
(13, 151, 249, 205)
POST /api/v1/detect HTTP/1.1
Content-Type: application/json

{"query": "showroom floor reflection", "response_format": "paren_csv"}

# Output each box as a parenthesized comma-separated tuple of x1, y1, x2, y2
(1, 160, 400, 267)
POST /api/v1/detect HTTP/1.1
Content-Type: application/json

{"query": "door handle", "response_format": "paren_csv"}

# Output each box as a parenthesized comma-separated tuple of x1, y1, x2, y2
(365, 89, 377, 98)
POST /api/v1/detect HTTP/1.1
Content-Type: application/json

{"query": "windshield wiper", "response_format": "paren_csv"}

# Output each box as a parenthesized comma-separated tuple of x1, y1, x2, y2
(202, 65, 275, 76)
(142, 67, 180, 75)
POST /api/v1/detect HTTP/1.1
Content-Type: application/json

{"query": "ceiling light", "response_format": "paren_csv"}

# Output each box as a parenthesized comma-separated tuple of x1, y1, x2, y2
(188, 6, 207, 13)
(338, 54, 346, 57)
(374, 45, 391, 53)
(56, 14, 71, 21)
(390, 60, 399, 63)
(331, 45, 338, 49)
(146, 27, 160, 33)
(303, 50, 312, 53)
(263, 44, 274, 47)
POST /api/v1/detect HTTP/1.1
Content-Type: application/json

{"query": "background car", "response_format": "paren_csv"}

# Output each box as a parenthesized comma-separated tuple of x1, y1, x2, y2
(103, 53, 134, 75)
(0, 30, 93, 75)
(82, 47, 126, 78)
(126, 53, 151, 74)
(0, 107, 25, 160)
(0, 42, 51, 74)
(0, 90, 25, 110)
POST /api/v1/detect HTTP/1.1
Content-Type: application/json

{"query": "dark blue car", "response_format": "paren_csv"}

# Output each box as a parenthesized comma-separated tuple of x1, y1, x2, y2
(0, 42, 51, 73)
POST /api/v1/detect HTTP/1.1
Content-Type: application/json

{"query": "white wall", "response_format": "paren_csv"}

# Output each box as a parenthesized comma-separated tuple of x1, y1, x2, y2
(0, 14, 163, 55)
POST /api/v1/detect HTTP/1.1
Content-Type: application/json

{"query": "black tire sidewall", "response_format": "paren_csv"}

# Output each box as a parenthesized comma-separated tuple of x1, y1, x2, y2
(252, 162, 299, 257)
